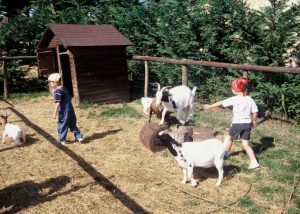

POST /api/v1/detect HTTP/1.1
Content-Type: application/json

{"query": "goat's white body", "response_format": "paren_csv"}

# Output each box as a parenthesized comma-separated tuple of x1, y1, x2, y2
(156, 85, 196, 125)
(174, 139, 225, 187)
(141, 97, 153, 115)
(2, 123, 26, 145)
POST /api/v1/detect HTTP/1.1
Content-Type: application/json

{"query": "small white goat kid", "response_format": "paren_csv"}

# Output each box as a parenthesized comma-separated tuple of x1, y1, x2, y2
(155, 84, 196, 125)
(157, 130, 226, 188)
(1, 114, 26, 145)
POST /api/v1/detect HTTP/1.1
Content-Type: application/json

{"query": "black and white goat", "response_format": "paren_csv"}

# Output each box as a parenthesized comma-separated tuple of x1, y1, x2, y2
(156, 130, 226, 188)
(1, 114, 26, 145)
(155, 84, 196, 126)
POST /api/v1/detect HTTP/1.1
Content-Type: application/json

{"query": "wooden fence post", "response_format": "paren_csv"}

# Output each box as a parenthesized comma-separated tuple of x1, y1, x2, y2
(182, 64, 188, 85)
(144, 61, 149, 97)
(3, 60, 9, 98)
(243, 71, 248, 78)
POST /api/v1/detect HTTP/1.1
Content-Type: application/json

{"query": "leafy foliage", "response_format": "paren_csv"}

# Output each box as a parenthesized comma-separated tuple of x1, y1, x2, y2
(0, 0, 299, 120)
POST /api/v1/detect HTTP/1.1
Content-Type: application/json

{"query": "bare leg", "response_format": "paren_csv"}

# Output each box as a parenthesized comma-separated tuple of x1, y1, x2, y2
(225, 136, 233, 152)
(241, 140, 257, 162)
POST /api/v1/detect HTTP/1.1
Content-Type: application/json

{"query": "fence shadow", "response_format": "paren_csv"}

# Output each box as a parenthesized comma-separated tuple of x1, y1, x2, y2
(7, 107, 148, 214)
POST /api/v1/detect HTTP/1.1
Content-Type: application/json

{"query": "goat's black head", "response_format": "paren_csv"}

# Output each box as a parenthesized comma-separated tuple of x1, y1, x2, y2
(156, 130, 180, 156)
(161, 90, 170, 102)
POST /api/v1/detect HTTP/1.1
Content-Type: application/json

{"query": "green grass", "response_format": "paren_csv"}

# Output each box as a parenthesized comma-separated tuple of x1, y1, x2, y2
(1, 91, 49, 102)
(237, 196, 264, 214)
(100, 104, 142, 119)
(183, 199, 199, 209)
(257, 184, 282, 200)
(78, 100, 94, 109)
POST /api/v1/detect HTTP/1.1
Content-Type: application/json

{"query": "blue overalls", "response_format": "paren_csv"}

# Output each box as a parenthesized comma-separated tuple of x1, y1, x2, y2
(53, 86, 83, 142)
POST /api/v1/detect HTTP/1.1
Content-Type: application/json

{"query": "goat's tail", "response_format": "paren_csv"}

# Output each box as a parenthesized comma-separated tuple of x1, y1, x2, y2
(191, 86, 197, 96)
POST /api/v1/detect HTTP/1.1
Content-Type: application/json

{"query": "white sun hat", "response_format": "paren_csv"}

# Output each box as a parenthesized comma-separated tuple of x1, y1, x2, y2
(48, 73, 61, 82)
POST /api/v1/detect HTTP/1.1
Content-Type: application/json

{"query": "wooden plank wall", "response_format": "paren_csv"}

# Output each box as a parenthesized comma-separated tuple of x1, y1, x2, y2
(70, 46, 130, 104)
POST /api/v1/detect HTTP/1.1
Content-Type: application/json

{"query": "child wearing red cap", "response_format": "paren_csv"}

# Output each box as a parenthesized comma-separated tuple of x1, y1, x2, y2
(203, 77, 260, 170)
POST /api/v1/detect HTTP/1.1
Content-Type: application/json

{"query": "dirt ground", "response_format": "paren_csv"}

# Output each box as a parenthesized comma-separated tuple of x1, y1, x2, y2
(0, 95, 284, 214)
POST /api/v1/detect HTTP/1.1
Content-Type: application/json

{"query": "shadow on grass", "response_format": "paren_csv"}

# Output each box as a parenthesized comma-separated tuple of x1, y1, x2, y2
(194, 164, 241, 182)
(83, 129, 122, 143)
(7, 106, 149, 214)
(0, 134, 39, 153)
(227, 137, 275, 158)
(0, 175, 90, 214)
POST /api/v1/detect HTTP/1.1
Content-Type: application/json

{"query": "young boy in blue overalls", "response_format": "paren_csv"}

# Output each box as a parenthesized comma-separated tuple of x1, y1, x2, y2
(48, 73, 84, 145)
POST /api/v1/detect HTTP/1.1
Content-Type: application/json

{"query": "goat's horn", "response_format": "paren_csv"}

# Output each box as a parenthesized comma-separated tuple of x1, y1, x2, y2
(157, 83, 161, 91)
(160, 86, 171, 92)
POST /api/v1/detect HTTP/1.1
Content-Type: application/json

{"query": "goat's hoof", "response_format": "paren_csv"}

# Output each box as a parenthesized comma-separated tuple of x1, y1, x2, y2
(215, 183, 221, 187)
(191, 183, 198, 188)
(181, 180, 188, 184)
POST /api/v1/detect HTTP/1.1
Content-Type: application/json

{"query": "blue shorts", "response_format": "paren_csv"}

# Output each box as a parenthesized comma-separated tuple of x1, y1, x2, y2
(229, 123, 252, 140)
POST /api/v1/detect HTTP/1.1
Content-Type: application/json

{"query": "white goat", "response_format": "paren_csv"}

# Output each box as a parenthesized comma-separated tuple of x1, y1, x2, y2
(156, 130, 226, 188)
(156, 84, 196, 126)
(1, 114, 26, 145)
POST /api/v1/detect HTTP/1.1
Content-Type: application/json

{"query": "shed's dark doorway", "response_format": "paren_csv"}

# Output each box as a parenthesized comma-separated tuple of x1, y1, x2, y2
(59, 48, 73, 97)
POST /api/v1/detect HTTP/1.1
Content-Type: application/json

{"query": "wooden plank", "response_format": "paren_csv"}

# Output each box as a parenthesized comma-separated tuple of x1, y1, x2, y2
(132, 55, 300, 74)
(3, 60, 8, 98)
(144, 61, 149, 97)
(37, 48, 56, 75)
(182, 64, 188, 85)
(0, 56, 36, 60)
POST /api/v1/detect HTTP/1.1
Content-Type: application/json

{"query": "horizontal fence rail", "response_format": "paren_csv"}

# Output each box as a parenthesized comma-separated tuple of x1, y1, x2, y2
(0, 56, 37, 60)
(132, 55, 300, 74)
(132, 55, 300, 97)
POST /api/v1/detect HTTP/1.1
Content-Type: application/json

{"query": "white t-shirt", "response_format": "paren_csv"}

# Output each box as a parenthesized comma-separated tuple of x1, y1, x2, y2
(221, 96, 258, 124)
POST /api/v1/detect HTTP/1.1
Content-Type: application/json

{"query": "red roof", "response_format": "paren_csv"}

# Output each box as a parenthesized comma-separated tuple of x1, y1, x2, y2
(38, 23, 132, 48)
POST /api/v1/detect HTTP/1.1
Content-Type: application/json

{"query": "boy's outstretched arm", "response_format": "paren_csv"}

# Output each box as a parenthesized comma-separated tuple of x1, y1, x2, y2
(203, 101, 223, 110)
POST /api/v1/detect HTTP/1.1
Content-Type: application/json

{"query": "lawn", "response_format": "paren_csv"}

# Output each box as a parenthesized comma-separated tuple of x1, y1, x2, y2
(0, 93, 299, 214)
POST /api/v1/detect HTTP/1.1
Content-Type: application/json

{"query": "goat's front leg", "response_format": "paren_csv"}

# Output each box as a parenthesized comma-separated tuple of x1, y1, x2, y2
(187, 166, 197, 187)
(182, 110, 189, 124)
(2, 132, 6, 143)
(159, 108, 167, 126)
(214, 157, 224, 187)
(176, 107, 185, 125)
(14, 136, 20, 145)
(181, 168, 188, 184)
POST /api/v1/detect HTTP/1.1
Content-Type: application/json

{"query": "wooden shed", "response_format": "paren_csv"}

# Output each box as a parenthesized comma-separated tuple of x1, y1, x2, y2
(37, 23, 132, 104)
